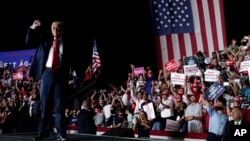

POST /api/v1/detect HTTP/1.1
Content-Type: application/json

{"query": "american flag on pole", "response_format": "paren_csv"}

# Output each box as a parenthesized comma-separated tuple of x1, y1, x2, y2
(150, 0, 227, 69)
(92, 39, 101, 74)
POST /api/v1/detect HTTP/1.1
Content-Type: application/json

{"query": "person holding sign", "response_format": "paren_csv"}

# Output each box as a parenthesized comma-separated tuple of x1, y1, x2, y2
(158, 90, 175, 130)
(203, 96, 228, 141)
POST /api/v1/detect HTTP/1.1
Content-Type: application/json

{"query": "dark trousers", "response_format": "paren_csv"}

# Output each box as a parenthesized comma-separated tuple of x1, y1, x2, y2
(206, 132, 223, 141)
(38, 68, 66, 138)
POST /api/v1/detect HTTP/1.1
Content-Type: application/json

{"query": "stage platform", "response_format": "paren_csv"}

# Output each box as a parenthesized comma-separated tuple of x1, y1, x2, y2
(0, 132, 185, 141)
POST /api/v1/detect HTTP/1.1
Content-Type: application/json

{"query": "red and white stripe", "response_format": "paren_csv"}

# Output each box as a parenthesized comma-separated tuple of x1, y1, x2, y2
(92, 50, 101, 74)
(155, 0, 227, 70)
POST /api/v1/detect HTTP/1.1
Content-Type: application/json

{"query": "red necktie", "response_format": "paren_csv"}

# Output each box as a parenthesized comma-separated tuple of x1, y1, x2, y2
(52, 38, 59, 72)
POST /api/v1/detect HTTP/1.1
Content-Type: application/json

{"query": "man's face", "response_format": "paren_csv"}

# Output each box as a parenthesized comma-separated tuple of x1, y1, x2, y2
(190, 95, 196, 102)
(147, 71, 153, 78)
(215, 100, 223, 107)
(95, 108, 100, 114)
(231, 108, 242, 121)
(51, 22, 63, 38)
(137, 92, 143, 98)
(142, 93, 148, 100)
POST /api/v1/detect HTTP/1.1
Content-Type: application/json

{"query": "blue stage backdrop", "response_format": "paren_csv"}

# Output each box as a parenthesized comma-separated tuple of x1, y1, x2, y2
(0, 49, 36, 69)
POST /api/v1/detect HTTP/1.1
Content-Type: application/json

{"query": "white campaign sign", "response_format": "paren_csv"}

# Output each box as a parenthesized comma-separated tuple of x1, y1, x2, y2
(239, 61, 250, 72)
(160, 108, 171, 118)
(184, 64, 199, 76)
(204, 69, 220, 82)
(170, 73, 185, 85)
(165, 119, 179, 131)
(142, 102, 156, 120)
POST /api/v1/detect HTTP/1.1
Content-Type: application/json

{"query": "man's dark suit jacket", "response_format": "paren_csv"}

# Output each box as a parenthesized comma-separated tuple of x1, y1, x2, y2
(77, 108, 97, 134)
(223, 119, 250, 141)
(25, 27, 73, 88)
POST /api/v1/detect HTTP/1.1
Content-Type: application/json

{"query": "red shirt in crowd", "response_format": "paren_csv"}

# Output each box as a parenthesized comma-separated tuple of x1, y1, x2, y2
(242, 108, 250, 123)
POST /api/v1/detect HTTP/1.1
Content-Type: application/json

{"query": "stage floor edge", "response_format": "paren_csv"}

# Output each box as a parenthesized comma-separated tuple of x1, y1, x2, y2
(0, 132, 185, 141)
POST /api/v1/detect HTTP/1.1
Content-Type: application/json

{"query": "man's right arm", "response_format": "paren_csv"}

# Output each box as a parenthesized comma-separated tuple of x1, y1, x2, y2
(25, 20, 42, 47)
(203, 99, 213, 115)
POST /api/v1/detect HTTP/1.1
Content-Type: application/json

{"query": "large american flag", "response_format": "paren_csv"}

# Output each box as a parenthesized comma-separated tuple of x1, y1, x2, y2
(150, 0, 227, 69)
(92, 39, 101, 74)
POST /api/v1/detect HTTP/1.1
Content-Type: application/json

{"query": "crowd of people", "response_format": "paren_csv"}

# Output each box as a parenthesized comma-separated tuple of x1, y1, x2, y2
(1, 35, 250, 141)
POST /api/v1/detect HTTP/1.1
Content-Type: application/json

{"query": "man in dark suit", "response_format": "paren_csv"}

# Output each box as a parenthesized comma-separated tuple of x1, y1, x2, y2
(77, 99, 96, 134)
(26, 20, 73, 141)
(223, 106, 250, 141)
(77, 99, 97, 135)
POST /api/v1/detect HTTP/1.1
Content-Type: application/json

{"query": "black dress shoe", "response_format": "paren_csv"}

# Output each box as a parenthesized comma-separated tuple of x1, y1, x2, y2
(57, 136, 68, 141)
(33, 135, 49, 140)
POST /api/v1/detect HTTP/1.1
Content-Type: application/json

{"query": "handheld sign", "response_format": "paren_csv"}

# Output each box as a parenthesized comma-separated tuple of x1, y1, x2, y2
(204, 82, 225, 100)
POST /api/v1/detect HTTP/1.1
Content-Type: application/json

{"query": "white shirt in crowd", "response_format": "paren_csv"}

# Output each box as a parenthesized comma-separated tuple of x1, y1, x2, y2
(103, 103, 112, 120)
(130, 90, 144, 115)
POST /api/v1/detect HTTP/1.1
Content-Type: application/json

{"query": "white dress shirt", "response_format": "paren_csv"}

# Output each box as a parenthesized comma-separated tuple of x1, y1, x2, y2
(234, 120, 241, 125)
(46, 39, 63, 68)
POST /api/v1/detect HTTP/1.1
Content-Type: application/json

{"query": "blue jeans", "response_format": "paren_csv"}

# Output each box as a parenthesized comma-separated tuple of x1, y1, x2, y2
(151, 121, 161, 130)
(179, 120, 187, 132)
